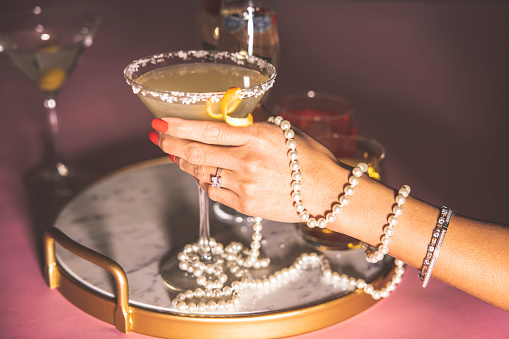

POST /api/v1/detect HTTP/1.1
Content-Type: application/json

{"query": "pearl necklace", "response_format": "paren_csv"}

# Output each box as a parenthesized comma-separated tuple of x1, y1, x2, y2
(173, 234, 406, 313)
(171, 117, 408, 313)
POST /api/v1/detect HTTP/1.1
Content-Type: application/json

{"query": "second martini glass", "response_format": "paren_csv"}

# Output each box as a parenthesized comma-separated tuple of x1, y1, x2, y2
(0, 7, 100, 196)
(124, 50, 276, 291)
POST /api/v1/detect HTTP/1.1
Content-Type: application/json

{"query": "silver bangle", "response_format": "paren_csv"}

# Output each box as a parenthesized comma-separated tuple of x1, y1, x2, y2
(419, 206, 453, 288)
(418, 214, 445, 281)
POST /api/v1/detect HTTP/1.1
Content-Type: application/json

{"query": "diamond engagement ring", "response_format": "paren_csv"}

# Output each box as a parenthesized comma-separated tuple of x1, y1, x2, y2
(212, 168, 222, 188)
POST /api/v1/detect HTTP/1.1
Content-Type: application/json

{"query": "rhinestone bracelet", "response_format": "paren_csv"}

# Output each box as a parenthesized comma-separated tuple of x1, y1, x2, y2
(420, 206, 453, 287)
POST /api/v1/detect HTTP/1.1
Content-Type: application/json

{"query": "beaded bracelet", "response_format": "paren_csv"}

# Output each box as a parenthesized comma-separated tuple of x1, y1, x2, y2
(267, 116, 410, 264)
(419, 206, 453, 287)
(364, 185, 411, 263)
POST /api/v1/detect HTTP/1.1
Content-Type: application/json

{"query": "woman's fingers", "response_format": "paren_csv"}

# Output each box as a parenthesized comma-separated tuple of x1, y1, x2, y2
(157, 132, 237, 170)
(154, 117, 255, 146)
(199, 181, 241, 211)
(176, 157, 238, 191)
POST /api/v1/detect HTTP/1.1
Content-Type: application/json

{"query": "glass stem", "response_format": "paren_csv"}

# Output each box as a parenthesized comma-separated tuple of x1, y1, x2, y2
(197, 185, 213, 261)
(44, 97, 69, 176)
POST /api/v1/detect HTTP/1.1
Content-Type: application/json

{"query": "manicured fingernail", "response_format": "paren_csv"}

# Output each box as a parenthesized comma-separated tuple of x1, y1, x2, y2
(152, 118, 168, 132)
(168, 154, 176, 162)
(148, 130, 159, 145)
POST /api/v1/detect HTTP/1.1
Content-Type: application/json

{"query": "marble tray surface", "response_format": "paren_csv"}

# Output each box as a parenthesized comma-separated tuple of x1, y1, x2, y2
(55, 160, 392, 315)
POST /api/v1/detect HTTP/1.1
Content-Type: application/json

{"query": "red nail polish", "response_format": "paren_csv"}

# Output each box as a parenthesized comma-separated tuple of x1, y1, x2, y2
(169, 154, 176, 162)
(152, 118, 168, 132)
(148, 130, 159, 145)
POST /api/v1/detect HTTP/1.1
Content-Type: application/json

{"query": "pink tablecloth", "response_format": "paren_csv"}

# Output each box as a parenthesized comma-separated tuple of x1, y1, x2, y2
(1, 205, 508, 339)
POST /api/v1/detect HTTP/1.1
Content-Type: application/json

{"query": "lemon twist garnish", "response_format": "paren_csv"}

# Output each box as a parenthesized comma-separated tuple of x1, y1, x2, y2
(220, 87, 242, 116)
(224, 112, 253, 126)
(205, 96, 224, 120)
(205, 87, 253, 126)
(221, 87, 253, 127)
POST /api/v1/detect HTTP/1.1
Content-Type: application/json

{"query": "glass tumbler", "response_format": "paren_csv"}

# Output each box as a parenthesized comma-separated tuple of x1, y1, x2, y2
(274, 91, 356, 140)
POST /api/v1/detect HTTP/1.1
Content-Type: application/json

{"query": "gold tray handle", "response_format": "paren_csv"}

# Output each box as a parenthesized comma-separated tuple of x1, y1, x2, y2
(44, 227, 132, 333)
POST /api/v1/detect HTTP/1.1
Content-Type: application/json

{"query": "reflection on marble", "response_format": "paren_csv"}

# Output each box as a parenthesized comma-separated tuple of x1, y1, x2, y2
(54, 160, 393, 315)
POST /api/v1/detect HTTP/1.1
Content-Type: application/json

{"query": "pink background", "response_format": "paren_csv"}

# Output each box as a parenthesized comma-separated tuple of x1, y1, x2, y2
(1, 0, 508, 338)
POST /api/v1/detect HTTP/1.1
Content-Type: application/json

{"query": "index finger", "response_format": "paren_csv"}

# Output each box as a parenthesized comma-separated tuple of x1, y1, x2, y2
(156, 117, 255, 146)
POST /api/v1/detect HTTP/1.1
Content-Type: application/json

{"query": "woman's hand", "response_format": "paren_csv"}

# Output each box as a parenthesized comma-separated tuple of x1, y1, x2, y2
(148, 117, 509, 311)
(149, 117, 349, 223)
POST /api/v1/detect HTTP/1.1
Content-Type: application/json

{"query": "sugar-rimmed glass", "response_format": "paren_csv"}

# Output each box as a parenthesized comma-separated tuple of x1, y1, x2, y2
(124, 50, 276, 291)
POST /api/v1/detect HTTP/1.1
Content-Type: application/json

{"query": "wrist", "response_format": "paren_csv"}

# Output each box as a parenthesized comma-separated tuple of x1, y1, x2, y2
(328, 177, 396, 240)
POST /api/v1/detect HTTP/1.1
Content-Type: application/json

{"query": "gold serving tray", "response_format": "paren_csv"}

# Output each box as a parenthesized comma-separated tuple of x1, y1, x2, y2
(44, 158, 397, 339)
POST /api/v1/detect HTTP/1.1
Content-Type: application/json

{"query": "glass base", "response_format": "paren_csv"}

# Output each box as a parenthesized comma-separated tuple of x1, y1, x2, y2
(160, 256, 202, 292)
(297, 223, 363, 251)
(212, 202, 253, 225)
(160, 251, 232, 293)
(25, 162, 94, 198)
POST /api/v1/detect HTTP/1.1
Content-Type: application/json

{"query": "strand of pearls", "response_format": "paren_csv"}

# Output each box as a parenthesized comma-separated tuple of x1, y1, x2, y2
(364, 185, 411, 263)
(173, 250, 407, 313)
(173, 217, 270, 311)
(321, 257, 406, 300)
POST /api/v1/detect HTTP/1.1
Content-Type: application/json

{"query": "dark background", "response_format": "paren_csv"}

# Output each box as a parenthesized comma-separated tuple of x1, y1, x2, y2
(1, 0, 508, 226)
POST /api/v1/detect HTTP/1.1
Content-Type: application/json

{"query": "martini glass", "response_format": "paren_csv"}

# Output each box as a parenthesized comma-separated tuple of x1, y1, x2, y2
(124, 50, 276, 291)
(0, 6, 100, 197)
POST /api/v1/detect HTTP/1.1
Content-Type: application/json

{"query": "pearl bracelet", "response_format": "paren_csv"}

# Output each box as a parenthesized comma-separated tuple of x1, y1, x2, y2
(364, 185, 411, 263)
